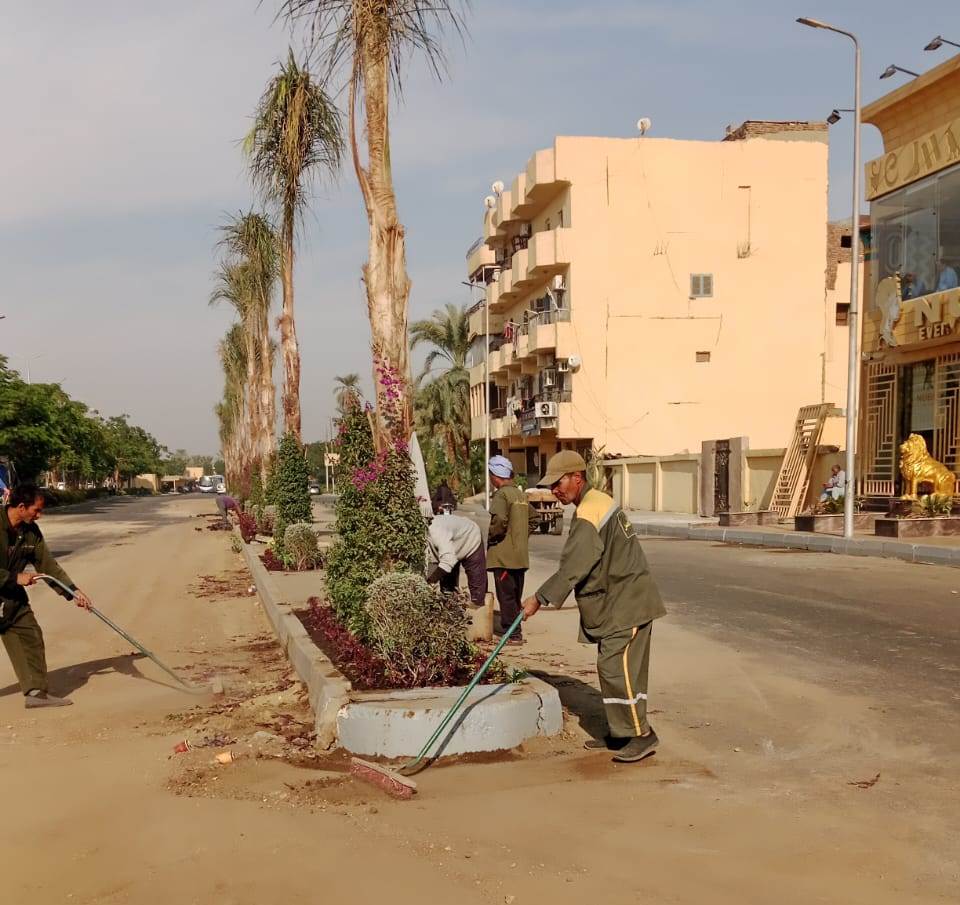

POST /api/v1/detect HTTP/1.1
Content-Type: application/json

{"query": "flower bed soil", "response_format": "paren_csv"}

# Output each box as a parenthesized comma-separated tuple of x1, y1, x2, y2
(259, 550, 322, 573)
(296, 597, 505, 692)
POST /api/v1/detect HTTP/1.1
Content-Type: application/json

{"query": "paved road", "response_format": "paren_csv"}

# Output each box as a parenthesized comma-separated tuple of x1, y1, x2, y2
(513, 521, 960, 720)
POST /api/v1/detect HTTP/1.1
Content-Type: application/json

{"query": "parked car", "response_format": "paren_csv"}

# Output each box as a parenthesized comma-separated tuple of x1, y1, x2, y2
(308, 482, 321, 495)
(56, 481, 66, 491)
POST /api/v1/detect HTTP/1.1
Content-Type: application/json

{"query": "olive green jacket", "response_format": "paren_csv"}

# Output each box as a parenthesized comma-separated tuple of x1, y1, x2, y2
(486, 484, 538, 570)
(535, 489, 665, 641)
(0, 507, 75, 602)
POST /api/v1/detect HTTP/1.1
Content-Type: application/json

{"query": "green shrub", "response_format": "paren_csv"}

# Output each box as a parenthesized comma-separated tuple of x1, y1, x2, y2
(249, 471, 264, 509)
(918, 492, 954, 517)
(363, 572, 473, 686)
(325, 406, 425, 636)
(283, 522, 320, 571)
(268, 433, 311, 558)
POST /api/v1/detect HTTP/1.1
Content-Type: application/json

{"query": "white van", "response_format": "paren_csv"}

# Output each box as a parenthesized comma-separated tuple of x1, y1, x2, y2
(198, 475, 225, 494)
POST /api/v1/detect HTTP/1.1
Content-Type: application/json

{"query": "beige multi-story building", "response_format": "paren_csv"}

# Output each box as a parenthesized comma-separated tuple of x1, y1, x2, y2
(466, 121, 853, 478)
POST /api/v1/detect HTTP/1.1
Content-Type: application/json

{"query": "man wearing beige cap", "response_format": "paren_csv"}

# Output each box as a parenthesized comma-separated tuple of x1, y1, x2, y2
(521, 450, 666, 763)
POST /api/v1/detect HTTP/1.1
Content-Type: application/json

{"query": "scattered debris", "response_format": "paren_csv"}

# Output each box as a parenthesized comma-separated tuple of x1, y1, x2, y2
(214, 751, 234, 765)
(173, 740, 190, 754)
(847, 772, 881, 790)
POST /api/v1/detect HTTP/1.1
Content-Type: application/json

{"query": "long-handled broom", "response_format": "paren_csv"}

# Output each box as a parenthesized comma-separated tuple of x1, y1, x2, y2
(350, 611, 525, 799)
(37, 574, 219, 694)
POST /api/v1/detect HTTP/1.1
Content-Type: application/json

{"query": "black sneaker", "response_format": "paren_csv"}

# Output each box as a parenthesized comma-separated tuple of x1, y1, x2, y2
(583, 735, 630, 751)
(611, 729, 659, 763)
(24, 691, 73, 709)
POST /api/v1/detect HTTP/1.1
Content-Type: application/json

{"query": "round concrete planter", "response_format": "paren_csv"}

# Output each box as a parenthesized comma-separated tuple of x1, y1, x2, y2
(337, 679, 563, 759)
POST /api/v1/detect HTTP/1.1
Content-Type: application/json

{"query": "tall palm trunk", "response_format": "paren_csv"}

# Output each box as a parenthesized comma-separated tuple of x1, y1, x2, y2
(278, 216, 301, 442)
(258, 309, 276, 477)
(352, 39, 412, 450)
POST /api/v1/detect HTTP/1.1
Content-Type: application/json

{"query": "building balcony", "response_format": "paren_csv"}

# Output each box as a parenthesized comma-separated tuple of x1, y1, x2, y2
(512, 171, 538, 219)
(465, 238, 496, 281)
(486, 279, 501, 312)
(468, 362, 486, 387)
(524, 148, 569, 209)
(526, 228, 572, 279)
(528, 315, 574, 356)
(516, 331, 530, 360)
(511, 247, 535, 290)
(468, 305, 505, 340)
(496, 267, 518, 305)
(493, 189, 515, 231)
(470, 414, 486, 441)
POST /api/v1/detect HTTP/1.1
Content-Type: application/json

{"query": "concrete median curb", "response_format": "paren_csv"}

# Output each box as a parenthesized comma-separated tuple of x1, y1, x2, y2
(237, 537, 348, 749)
(236, 535, 563, 757)
(629, 517, 960, 569)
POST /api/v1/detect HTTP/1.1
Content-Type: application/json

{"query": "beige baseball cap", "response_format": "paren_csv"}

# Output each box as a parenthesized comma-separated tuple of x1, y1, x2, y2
(537, 450, 588, 487)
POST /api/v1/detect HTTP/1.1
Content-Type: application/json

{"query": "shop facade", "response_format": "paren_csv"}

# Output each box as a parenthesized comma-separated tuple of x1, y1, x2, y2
(860, 56, 960, 499)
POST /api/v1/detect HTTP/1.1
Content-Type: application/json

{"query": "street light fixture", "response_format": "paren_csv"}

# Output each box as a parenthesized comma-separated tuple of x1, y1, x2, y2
(826, 107, 854, 125)
(880, 63, 920, 80)
(924, 35, 960, 52)
(796, 15, 862, 541)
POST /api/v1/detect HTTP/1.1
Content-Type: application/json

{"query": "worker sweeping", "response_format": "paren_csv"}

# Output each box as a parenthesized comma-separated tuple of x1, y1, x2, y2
(521, 451, 666, 763)
(486, 455, 538, 645)
(0, 483, 94, 707)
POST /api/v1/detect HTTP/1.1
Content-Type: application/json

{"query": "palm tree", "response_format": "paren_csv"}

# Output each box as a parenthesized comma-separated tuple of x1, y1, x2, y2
(215, 324, 250, 495)
(218, 212, 280, 475)
(281, 0, 468, 450)
(210, 264, 256, 492)
(410, 303, 471, 488)
(333, 372, 361, 414)
(245, 50, 343, 443)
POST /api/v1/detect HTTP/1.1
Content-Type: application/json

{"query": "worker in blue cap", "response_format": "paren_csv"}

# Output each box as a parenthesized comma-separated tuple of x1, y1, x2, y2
(486, 455, 538, 644)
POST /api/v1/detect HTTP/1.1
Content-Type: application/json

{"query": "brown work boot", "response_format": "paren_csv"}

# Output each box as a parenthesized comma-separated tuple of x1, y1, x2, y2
(611, 729, 659, 763)
(24, 690, 72, 708)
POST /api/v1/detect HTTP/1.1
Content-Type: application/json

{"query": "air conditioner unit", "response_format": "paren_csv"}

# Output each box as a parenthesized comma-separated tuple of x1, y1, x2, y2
(552, 275, 567, 292)
(518, 222, 532, 238)
(557, 359, 570, 373)
(542, 369, 557, 387)
(537, 401, 559, 419)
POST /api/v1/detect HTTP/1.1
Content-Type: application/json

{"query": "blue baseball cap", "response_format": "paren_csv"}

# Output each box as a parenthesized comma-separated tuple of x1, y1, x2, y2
(488, 455, 514, 478)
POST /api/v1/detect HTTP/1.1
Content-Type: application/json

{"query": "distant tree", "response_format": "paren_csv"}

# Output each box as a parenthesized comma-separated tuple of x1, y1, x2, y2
(214, 324, 249, 496)
(245, 51, 343, 442)
(410, 303, 471, 491)
(102, 414, 164, 487)
(333, 373, 362, 415)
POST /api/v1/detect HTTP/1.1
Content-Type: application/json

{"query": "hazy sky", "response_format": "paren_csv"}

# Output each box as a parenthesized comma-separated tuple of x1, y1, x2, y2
(1, 1, 954, 453)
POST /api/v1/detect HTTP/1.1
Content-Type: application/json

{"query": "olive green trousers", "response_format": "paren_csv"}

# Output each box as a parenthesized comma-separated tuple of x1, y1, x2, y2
(1, 606, 48, 694)
(596, 622, 653, 738)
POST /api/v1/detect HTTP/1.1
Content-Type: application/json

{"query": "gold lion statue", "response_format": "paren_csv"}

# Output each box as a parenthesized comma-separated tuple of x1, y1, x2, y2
(899, 433, 956, 498)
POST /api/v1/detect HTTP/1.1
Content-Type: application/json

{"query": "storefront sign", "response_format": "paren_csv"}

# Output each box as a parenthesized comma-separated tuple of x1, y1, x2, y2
(866, 114, 960, 200)
(914, 287, 960, 341)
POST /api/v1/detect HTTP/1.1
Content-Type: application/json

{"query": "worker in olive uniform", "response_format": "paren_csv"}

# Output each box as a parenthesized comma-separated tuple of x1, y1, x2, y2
(486, 456, 538, 645)
(522, 451, 666, 763)
(1, 483, 93, 707)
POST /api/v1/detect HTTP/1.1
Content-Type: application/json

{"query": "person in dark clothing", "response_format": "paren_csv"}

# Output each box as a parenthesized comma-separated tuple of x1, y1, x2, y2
(486, 455, 538, 645)
(215, 494, 240, 526)
(431, 479, 457, 515)
(1, 483, 94, 707)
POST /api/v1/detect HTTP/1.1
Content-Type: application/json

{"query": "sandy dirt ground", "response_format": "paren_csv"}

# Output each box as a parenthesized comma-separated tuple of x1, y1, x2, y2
(0, 495, 957, 904)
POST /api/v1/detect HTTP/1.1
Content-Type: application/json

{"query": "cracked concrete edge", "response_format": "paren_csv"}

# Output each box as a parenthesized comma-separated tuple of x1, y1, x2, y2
(629, 517, 960, 568)
(236, 535, 351, 748)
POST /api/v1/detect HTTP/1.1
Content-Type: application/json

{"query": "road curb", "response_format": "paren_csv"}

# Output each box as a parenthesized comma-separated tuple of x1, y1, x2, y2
(237, 537, 348, 748)
(629, 516, 960, 568)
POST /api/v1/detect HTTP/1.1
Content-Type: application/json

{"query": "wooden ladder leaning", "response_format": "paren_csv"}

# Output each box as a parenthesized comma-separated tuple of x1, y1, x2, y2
(770, 404, 836, 520)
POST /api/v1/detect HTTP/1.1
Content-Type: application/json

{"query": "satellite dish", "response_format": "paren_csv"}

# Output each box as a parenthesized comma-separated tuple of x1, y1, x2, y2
(484, 195, 497, 209)
(637, 117, 652, 135)
(568, 354, 582, 369)
(491, 180, 504, 195)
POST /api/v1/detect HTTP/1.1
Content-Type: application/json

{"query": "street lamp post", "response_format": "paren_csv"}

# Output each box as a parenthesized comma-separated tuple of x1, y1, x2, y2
(797, 16, 861, 539)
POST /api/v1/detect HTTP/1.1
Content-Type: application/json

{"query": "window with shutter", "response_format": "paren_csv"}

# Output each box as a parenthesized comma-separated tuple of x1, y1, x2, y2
(690, 273, 714, 298)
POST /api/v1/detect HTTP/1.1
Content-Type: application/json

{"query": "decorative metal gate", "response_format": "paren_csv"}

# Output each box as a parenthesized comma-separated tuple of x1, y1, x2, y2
(713, 440, 730, 514)
(934, 352, 960, 476)
(859, 362, 898, 497)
